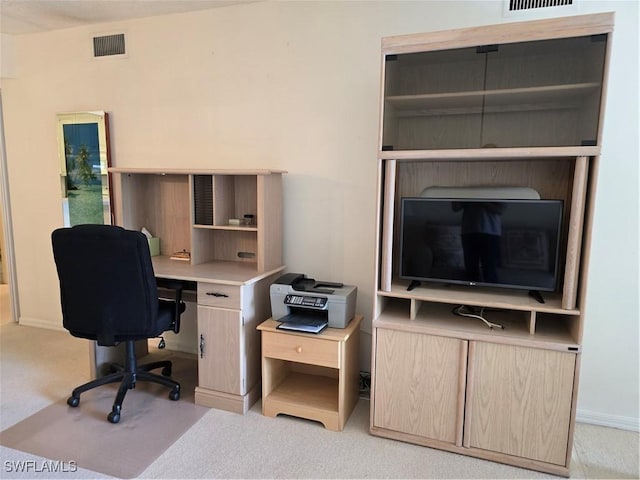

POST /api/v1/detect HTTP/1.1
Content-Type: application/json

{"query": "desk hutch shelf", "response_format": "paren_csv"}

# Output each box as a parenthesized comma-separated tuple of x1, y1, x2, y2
(369, 13, 613, 477)
(109, 168, 283, 272)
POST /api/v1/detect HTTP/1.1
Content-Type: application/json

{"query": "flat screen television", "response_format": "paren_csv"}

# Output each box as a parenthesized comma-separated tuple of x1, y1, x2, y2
(399, 197, 563, 296)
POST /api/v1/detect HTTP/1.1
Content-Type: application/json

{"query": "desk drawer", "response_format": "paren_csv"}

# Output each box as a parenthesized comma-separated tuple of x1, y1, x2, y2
(197, 283, 241, 309)
(262, 331, 339, 369)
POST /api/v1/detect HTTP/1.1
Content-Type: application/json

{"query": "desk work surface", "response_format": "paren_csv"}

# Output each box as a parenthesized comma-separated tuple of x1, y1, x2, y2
(152, 256, 285, 285)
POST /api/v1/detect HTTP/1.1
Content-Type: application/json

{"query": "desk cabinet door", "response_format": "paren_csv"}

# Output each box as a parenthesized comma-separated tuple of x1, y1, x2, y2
(464, 342, 576, 466)
(373, 328, 467, 444)
(197, 306, 244, 395)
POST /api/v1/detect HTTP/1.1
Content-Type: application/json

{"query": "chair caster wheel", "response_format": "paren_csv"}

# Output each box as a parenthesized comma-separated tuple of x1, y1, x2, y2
(169, 389, 180, 401)
(108, 407, 121, 424)
(161, 366, 172, 376)
(67, 396, 80, 407)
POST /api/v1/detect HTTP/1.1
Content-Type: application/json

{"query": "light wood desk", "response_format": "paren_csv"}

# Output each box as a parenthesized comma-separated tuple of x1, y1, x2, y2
(258, 315, 362, 431)
(96, 167, 286, 414)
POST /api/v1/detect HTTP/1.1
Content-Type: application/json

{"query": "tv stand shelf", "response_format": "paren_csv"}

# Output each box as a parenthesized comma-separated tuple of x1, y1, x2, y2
(376, 299, 579, 352)
(382, 282, 576, 315)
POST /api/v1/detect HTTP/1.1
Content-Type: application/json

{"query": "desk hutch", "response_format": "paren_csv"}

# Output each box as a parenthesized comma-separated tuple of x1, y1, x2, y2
(109, 168, 285, 413)
(369, 13, 613, 476)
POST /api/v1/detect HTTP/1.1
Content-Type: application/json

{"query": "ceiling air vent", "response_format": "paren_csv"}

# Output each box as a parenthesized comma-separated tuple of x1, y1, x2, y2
(93, 33, 126, 57)
(505, 0, 579, 15)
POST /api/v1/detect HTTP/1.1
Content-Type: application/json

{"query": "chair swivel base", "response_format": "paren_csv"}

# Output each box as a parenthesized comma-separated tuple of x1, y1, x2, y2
(66, 341, 180, 423)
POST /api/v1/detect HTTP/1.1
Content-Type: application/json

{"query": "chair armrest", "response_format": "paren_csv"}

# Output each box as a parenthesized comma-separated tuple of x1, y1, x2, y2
(156, 279, 186, 334)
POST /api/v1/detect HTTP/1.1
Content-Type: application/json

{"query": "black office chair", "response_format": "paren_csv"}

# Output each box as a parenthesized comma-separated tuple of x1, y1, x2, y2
(51, 224, 186, 424)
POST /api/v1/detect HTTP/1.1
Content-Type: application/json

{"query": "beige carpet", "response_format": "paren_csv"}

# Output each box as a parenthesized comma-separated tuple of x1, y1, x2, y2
(0, 354, 208, 479)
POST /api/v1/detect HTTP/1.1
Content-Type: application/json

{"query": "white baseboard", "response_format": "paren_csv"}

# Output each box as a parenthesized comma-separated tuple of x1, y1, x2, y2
(576, 409, 639, 432)
(19, 316, 65, 331)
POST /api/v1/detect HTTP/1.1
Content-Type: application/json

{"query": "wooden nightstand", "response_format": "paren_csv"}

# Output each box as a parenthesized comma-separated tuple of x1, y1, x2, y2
(257, 315, 362, 431)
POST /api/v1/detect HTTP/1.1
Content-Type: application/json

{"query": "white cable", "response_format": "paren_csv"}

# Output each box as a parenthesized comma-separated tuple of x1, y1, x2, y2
(453, 305, 504, 329)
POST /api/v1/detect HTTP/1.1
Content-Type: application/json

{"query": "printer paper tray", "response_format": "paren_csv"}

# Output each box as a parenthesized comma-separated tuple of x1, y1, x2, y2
(276, 313, 328, 334)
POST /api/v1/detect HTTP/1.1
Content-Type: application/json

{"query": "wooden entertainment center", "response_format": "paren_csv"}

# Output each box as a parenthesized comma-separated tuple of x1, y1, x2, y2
(369, 13, 613, 476)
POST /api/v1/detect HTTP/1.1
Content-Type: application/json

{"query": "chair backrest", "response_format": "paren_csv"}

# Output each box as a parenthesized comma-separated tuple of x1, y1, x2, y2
(51, 224, 160, 345)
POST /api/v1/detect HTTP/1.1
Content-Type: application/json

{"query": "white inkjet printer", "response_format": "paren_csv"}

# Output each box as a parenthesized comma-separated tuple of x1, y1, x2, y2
(270, 273, 357, 328)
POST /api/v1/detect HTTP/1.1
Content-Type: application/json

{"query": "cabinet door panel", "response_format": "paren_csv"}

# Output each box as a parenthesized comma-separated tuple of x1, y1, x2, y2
(466, 342, 575, 465)
(373, 328, 466, 444)
(197, 306, 243, 394)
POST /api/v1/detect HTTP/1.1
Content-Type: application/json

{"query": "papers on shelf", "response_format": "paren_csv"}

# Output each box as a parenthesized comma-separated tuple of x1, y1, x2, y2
(170, 250, 191, 261)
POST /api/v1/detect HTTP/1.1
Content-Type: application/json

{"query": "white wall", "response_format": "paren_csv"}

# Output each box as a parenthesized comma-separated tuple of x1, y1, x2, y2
(1, 0, 637, 429)
(575, 1, 639, 430)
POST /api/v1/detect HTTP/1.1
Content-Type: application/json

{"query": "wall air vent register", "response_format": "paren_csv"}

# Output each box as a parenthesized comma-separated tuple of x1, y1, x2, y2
(93, 34, 126, 57)
(505, 0, 579, 16)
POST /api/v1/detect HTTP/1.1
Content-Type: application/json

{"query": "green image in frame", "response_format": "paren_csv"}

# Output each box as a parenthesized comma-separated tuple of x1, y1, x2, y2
(57, 111, 112, 226)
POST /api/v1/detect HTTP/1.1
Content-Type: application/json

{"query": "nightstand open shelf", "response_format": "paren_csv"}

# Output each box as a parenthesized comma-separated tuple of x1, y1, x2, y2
(262, 370, 339, 415)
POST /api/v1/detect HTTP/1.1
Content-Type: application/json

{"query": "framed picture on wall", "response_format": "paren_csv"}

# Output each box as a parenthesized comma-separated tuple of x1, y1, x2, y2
(57, 111, 112, 226)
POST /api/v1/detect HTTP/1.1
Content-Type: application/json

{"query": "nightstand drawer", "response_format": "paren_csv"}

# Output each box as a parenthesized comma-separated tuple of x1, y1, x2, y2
(262, 331, 339, 368)
(197, 283, 241, 309)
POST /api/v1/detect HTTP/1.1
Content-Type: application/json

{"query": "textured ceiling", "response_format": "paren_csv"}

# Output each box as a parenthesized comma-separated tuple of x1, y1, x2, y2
(0, 0, 254, 35)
